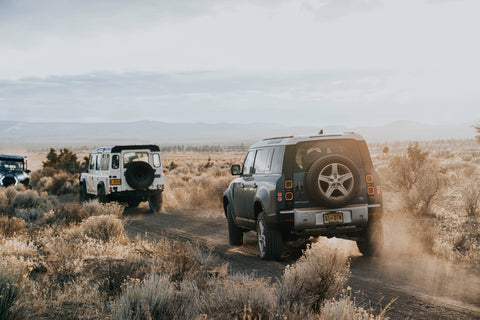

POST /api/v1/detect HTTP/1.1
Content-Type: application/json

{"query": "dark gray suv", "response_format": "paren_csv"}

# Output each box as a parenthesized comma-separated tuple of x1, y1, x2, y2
(222, 133, 383, 260)
(0, 154, 30, 188)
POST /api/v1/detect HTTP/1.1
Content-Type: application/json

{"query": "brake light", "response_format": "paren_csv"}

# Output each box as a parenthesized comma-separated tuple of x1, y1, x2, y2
(285, 192, 294, 201)
(365, 174, 381, 196)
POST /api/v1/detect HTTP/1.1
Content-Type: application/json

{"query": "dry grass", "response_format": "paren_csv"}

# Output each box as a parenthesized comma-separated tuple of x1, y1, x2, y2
(162, 152, 243, 213)
(5, 143, 480, 318)
(30, 170, 79, 195)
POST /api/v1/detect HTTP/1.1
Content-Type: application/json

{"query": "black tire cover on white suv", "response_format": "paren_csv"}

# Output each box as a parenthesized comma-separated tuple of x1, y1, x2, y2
(124, 161, 155, 190)
(305, 154, 360, 208)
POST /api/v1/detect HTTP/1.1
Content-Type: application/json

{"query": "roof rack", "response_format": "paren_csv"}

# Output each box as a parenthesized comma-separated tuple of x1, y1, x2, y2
(263, 136, 294, 141)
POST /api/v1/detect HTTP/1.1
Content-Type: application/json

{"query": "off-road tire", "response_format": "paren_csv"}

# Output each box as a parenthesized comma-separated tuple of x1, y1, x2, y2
(257, 212, 282, 260)
(356, 219, 383, 257)
(226, 204, 243, 246)
(149, 191, 163, 212)
(124, 161, 155, 190)
(306, 154, 360, 208)
(98, 185, 109, 204)
(79, 182, 88, 203)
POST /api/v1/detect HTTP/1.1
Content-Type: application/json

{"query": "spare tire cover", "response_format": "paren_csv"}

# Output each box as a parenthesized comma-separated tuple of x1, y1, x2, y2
(305, 154, 360, 208)
(124, 161, 155, 190)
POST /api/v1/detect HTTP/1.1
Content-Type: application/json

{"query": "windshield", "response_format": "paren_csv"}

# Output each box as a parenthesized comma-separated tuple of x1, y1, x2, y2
(123, 152, 149, 166)
(0, 160, 24, 171)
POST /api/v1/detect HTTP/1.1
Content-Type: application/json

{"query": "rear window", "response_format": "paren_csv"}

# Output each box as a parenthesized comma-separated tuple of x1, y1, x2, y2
(294, 139, 363, 172)
(123, 152, 149, 165)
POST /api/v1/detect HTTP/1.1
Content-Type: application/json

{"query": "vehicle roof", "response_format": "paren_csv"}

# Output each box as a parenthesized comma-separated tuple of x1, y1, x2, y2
(0, 154, 26, 161)
(248, 132, 365, 149)
(93, 145, 160, 153)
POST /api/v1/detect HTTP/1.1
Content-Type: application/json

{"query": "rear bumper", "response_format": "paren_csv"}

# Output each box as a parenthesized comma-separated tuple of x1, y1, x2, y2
(279, 203, 381, 236)
(108, 189, 162, 202)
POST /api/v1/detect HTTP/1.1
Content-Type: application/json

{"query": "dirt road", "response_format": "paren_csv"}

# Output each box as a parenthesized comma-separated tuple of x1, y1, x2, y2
(124, 209, 480, 320)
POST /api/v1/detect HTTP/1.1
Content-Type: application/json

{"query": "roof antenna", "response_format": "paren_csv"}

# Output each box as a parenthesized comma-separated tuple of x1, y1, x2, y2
(319, 129, 324, 134)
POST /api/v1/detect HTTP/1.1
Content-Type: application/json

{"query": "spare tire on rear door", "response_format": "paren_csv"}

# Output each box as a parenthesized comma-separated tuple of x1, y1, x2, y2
(124, 161, 155, 190)
(305, 154, 360, 208)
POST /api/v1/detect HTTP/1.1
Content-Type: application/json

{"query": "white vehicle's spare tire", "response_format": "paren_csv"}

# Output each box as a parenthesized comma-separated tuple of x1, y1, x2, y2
(125, 161, 155, 190)
(305, 154, 360, 208)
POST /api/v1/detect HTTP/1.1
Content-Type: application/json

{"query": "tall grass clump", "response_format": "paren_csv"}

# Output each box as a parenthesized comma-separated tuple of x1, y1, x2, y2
(0, 267, 22, 320)
(0, 188, 56, 223)
(0, 216, 26, 237)
(112, 274, 199, 320)
(388, 142, 445, 215)
(81, 215, 125, 242)
(461, 178, 480, 218)
(277, 244, 350, 316)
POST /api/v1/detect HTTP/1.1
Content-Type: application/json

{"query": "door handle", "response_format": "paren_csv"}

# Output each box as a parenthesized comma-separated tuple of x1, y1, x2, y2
(253, 183, 258, 189)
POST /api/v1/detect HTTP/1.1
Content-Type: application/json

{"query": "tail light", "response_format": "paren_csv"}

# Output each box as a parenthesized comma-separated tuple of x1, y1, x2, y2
(365, 174, 381, 195)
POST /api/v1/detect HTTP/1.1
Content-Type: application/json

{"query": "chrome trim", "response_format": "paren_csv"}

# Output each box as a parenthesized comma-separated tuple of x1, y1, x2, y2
(293, 203, 369, 231)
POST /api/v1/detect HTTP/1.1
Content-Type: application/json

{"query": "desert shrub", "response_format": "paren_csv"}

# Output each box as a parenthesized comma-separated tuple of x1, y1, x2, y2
(0, 267, 22, 320)
(277, 244, 350, 315)
(388, 142, 445, 215)
(0, 216, 26, 237)
(81, 200, 124, 218)
(81, 215, 125, 242)
(149, 239, 223, 287)
(0, 192, 9, 215)
(461, 179, 480, 218)
(53, 202, 86, 225)
(31, 171, 79, 195)
(84, 257, 151, 298)
(202, 274, 276, 319)
(8, 189, 56, 222)
(112, 274, 186, 320)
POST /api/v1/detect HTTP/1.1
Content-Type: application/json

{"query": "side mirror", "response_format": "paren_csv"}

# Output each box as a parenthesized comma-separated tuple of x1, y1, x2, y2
(81, 162, 87, 171)
(25, 169, 31, 174)
(230, 164, 241, 175)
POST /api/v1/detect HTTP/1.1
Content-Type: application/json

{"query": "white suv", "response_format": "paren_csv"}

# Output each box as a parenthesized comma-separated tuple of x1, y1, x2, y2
(79, 145, 165, 211)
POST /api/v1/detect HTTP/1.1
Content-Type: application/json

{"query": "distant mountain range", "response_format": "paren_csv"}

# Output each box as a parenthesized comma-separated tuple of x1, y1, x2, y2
(0, 120, 477, 148)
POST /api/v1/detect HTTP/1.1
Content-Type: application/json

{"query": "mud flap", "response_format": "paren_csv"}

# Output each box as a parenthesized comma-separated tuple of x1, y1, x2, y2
(148, 198, 156, 213)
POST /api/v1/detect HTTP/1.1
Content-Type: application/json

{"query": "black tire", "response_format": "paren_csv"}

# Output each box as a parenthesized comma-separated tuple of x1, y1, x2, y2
(257, 212, 282, 260)
(149, 191, 163, 212)
(226, 204, 243, 246)
(356, 219, 383, 257)
(305, 154, 360, 208)
(98, 185, 109, 204)
(79, 182, 88, 203)
(124, 161, 155, 190)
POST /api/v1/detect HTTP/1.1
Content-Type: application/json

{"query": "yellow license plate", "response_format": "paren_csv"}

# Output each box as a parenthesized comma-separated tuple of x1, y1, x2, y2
(323, 212, 343, 224)
(110, 179, 121, 185)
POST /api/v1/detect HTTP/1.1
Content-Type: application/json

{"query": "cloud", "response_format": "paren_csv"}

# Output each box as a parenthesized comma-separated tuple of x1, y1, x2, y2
(0, 70, 478, 126)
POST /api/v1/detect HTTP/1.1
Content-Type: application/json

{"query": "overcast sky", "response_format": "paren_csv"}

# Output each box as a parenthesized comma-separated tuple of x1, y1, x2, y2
(0, 0, 479, 126)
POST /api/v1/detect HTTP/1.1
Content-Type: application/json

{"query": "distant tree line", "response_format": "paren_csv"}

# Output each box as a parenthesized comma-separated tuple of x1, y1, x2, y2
(160, 144, 248, 152)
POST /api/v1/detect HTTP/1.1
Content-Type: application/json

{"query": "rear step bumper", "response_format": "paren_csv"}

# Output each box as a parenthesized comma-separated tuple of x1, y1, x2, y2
(280, 204, 379, 235)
